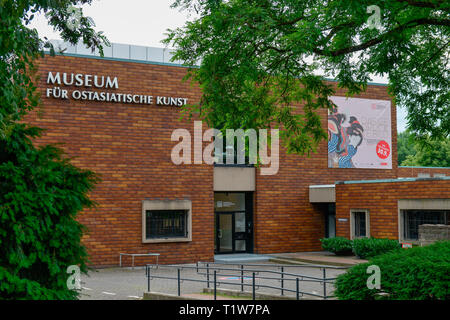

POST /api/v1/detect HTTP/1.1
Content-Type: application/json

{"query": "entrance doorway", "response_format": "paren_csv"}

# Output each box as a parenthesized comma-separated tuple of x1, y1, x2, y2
(325, 203, 336, 238)
(214, 192, 253, 254)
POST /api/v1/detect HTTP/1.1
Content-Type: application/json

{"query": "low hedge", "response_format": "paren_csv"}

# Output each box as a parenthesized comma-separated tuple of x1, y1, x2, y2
(352, 237, 401, 259)
(320, 237, 353, 255)
(334, 241, 450, 300)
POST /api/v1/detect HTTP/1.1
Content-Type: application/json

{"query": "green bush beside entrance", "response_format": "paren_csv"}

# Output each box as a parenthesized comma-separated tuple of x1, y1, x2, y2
(352, 238, 401, 259)
(320, 237, 401, 258)
(320, 237, 353, 255)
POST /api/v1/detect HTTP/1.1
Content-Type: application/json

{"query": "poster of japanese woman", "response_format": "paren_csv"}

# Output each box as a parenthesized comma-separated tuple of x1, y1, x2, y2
(328, 96, 392, 169)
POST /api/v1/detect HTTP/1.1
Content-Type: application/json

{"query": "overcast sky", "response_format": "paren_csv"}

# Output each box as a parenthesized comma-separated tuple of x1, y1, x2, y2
(29, 0, 407, 132)
(29, 0, 193, 47)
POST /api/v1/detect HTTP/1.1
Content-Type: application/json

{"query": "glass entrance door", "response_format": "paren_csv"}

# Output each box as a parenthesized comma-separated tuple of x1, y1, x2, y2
(325, 203, 336, 238)
(214, 192, 253, 254)
(217, 213, 233, 253)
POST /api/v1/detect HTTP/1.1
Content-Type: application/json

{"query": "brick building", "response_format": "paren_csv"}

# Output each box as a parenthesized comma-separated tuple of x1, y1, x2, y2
(26, 42, 450, 267)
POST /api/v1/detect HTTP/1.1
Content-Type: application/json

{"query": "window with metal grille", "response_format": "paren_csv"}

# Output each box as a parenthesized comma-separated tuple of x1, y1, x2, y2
(403, 210, 449, 240)
(145, 210, 188, 239)
(353, 211, 367, 238)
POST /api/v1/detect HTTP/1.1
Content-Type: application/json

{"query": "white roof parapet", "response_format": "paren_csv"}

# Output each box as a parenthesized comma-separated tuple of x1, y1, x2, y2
(48, 40, 187, 65)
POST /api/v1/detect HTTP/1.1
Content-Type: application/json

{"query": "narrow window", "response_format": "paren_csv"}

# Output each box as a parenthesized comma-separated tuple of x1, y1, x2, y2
(351, 210, 369, 239)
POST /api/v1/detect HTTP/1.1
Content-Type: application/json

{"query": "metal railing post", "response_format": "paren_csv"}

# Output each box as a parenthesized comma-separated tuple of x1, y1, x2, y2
(240, 265, 244, 292)
(296, 277, 299, 300)
(322, 268, 327, 300)
(280, 266, 284, 296)
(214, 270, 217, 300)
(196, 261, 199, 273)
(177, 268, 181, 296)
(206, 263, 210, 288)
(147, 266, 151, 292)
(252, 272, 256, 301)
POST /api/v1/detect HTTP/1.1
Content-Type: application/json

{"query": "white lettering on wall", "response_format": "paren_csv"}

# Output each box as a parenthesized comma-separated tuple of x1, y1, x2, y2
(46, 71, 188, 107)
(47, 72, 61, 85)
(48, 72, 119, 89)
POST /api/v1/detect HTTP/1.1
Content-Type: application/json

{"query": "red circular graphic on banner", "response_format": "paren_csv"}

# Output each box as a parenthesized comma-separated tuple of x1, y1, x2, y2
(376, 140, 390, 159)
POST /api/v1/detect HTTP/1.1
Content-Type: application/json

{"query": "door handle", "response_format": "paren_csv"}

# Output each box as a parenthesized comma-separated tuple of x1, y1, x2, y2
(218, 229, 222, 239)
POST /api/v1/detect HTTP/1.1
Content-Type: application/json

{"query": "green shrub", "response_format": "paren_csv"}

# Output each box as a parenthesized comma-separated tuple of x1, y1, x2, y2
(334, 241, 450, 300)
(320, 237, 353, 255)
(0, 124, 98, 299)
(352, 238, 401, 259)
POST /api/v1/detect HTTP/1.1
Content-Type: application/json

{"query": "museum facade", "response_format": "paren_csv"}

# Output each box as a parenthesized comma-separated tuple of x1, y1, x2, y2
(26, 42, 450, 266)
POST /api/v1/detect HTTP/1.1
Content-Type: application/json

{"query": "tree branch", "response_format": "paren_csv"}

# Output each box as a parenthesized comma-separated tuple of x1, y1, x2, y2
(314, 17, 450, 57)
(395, 0, 447, 9)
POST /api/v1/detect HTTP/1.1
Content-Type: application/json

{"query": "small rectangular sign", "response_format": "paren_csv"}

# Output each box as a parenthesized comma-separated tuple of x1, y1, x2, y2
(401, 242, 413, 249)
(338, 218, 348, 222)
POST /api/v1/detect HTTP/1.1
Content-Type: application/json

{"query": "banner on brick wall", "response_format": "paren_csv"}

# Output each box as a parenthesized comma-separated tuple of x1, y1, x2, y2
(328, 96, 392, 169)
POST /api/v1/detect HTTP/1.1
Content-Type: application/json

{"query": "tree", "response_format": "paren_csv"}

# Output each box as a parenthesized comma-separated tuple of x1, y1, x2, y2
(0, 125, 98, 299)
(397, 130, 450, 167)
(0, 0, 107, 299)
(1, 0, 108, 134)
(165, 0, 450, 154)
(401, 135, 450, 167)
(397, 131, 416, 165)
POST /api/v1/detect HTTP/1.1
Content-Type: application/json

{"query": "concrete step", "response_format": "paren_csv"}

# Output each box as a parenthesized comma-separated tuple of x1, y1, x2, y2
(214, 254, 271, 263)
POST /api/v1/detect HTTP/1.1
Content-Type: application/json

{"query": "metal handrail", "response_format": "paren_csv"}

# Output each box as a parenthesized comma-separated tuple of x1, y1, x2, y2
(145, 263, 342, 300)
(147, 264, 337, 282)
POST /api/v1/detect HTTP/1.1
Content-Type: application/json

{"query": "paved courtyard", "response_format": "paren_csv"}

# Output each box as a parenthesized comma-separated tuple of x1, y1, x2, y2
(79, 262, 348, 300)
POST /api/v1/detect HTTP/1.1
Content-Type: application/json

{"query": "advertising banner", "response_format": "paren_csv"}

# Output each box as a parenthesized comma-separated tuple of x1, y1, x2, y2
(328, 96, 392, 169)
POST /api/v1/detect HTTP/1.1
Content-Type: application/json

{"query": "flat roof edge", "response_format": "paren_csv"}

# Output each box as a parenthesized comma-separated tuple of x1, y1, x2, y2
(322, 77, 388, 87)
(43, 51, 195, 69)
(399, 166, 450, 170)
(336, 177, 450, 185)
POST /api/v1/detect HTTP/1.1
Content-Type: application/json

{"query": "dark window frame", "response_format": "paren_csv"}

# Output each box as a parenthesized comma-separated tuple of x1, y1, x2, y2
(402, 210, 449, 241)
(354, 211, 366, 238)
(145, 210, 188, 240)
(351, 209, 369, 239)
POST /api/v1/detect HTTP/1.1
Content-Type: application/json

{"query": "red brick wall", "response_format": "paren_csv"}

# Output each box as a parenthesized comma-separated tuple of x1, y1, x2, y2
(335, 179, 450, 239)
(398, 166, 450, 178)
(27, 54, 402, 265)
(26, 54, 213, 266)
(254, 83, 398, 254)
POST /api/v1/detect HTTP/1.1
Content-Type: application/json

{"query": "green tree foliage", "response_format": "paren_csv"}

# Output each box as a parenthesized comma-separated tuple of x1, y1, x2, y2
(397, 131, 416, 165)
(334, 241, 450, 300)
(0, 0, 108, 134)
(402, 138, 450, 167)
(398, 130, 450, 167)
(165, 0, 450, 154)
(0, 125, 98, 299)
(0, 0, 107, 299)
